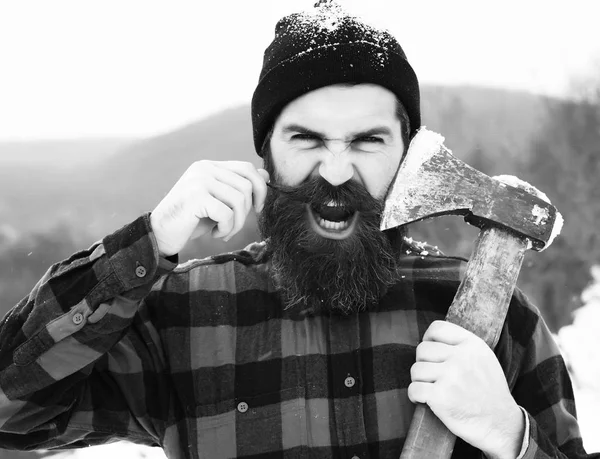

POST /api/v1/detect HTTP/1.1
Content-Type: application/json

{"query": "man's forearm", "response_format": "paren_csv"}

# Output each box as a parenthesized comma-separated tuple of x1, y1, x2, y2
(0, 214, 175, 442)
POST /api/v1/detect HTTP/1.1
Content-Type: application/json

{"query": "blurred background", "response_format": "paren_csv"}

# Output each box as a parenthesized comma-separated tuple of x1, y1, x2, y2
(1, 0, 599, 457)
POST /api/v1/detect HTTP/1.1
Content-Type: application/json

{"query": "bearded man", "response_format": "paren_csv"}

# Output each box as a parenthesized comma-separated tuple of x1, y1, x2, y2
(0, 2, 594, 459)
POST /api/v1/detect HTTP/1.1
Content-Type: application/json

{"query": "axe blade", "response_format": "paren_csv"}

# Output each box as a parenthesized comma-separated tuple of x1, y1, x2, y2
(380, 128, 560, 251)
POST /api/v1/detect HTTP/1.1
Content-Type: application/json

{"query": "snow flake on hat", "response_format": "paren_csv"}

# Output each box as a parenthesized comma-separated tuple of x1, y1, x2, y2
(283, 0, 393, 47)
(299, 0, 347, 32)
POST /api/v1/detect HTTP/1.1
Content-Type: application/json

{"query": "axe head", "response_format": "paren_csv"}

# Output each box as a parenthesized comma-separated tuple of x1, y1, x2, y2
(381, 128, 563, 251)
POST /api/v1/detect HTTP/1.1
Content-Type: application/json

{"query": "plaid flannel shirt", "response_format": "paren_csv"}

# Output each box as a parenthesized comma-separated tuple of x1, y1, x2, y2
(0, 214, 596, 459)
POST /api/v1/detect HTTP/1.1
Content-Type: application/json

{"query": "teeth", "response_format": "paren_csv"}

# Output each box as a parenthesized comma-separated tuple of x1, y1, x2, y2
(325, 200, 340, 207)
(317, 216, 349, 231)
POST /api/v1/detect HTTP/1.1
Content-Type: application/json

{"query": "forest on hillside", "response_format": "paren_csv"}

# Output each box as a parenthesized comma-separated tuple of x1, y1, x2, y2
(412, 82, 600, 331)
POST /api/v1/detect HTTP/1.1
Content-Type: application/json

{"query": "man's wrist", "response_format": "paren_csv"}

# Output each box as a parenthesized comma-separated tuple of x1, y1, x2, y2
(485, 403, 526, 459)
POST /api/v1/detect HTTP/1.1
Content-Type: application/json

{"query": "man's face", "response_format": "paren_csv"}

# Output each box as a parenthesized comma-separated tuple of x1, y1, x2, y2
(258, 83, 406, 314)
(270, 83, 404, 231)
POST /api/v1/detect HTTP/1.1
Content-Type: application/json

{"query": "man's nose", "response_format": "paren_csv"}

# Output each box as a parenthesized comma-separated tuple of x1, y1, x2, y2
(318, 149, 355, 187)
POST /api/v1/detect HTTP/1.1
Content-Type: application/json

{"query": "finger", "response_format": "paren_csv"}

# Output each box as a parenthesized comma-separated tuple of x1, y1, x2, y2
(415, 341, 452, 363)
(256, 169, 270, 211)
(422, 320, 472, 345)
(410, 361, 443, 383)
(407, 381, 433, 405)
(257, 168, 270, 183)
(207, 180, 247, 240)
(199, 196, 235, 239)
(212, 168, 254, 217)
(221, 162, 269, 212)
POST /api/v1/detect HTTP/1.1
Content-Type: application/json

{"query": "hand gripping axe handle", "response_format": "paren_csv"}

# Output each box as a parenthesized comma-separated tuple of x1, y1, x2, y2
(380, 129, 563, 459)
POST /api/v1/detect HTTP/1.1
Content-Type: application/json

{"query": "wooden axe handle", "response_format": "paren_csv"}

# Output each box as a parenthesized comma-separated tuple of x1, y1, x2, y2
(400, 225, 529, 459)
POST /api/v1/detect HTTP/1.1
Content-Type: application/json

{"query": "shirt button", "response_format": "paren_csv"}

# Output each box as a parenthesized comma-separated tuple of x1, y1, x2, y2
(344, 376, 356, 388)
(237, 401, 248, 413)
(72, 313, 84, 325)
(135, 265, 147, 278)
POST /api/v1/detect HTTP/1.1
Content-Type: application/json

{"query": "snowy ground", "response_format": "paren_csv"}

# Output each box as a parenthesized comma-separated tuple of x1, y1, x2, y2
(556, 265, 600, 453)
(42, 267, 600, 458)
(44, 442, 167, 459)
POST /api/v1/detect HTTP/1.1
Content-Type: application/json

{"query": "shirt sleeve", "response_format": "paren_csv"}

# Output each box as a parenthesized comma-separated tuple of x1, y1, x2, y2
(505, 290, 600, 459)
(515, 406, 531, 459)
(0, 213, 177, 451)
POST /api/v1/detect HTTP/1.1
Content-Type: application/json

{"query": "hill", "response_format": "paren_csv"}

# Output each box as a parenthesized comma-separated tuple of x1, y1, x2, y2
(0, 138, 132, 170)
(14, 85, 551, 237)
(0, 138, 134, 237)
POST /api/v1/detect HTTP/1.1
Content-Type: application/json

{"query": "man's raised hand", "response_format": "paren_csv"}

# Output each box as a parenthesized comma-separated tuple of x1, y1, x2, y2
(150, 160, 269, 257)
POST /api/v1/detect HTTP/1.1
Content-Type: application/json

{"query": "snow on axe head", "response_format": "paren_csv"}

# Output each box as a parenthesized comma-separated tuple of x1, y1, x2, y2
(381, 128, 563, 251)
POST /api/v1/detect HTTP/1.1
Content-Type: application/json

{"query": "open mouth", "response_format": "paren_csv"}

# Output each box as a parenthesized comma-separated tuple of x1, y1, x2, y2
(306, 201, 359, 239)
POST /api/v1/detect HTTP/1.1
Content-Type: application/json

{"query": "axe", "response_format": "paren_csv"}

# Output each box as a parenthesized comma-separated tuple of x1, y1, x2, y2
(380, 128, 563, 459)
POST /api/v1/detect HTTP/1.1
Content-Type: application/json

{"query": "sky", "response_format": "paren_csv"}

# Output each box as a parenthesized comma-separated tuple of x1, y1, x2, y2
(0, 0, 599, 141)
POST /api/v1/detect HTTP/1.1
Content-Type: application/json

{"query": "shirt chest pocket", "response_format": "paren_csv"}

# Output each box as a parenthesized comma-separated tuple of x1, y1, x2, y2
(192, 387, 307, 458)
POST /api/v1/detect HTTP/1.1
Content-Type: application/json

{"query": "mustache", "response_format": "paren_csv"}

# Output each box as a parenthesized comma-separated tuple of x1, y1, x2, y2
(266, 176, 382, 215)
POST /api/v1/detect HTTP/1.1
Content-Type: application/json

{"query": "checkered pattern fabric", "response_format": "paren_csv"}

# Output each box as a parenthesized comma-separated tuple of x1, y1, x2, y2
(0, 214, 595, 458)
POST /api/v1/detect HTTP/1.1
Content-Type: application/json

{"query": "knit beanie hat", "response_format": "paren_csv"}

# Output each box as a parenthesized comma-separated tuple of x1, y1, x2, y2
(251, 0, 421, 155)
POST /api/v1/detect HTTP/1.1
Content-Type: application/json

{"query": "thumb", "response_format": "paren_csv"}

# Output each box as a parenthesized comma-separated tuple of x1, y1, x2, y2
(190, 217, 218, 240)
(211, 224, 229, 239)
(257, 168, 270, 184)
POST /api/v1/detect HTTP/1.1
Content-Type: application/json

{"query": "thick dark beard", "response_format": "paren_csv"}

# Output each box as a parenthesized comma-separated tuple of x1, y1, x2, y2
(258, 173, 404, 315)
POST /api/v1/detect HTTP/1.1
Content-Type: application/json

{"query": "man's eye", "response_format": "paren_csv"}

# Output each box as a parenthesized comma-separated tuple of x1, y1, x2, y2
(291, 134, 320, 142)
(354, 136, 383, 143)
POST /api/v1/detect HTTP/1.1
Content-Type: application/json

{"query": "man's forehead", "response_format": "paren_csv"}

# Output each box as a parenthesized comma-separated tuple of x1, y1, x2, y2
(274, 83, 399, 133)
(280, 83, 396, 110)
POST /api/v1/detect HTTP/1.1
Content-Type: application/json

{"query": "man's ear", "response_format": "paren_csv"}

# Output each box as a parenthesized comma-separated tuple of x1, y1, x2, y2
(400, 130, 417, 163)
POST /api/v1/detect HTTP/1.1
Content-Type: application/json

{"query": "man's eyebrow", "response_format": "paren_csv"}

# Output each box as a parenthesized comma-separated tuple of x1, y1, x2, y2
(281, 124, 394, 139)
(281, 124, 325, 137)
(350, 127, 394, 138)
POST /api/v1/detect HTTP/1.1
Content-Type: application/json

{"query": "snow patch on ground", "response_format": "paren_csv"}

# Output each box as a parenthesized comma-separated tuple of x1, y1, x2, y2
(556, 265, 600, 453)
(43, 442, 167, 459)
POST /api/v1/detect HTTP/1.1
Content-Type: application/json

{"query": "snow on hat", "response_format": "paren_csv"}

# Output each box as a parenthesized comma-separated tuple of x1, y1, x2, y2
(251, 0, 421, 155)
